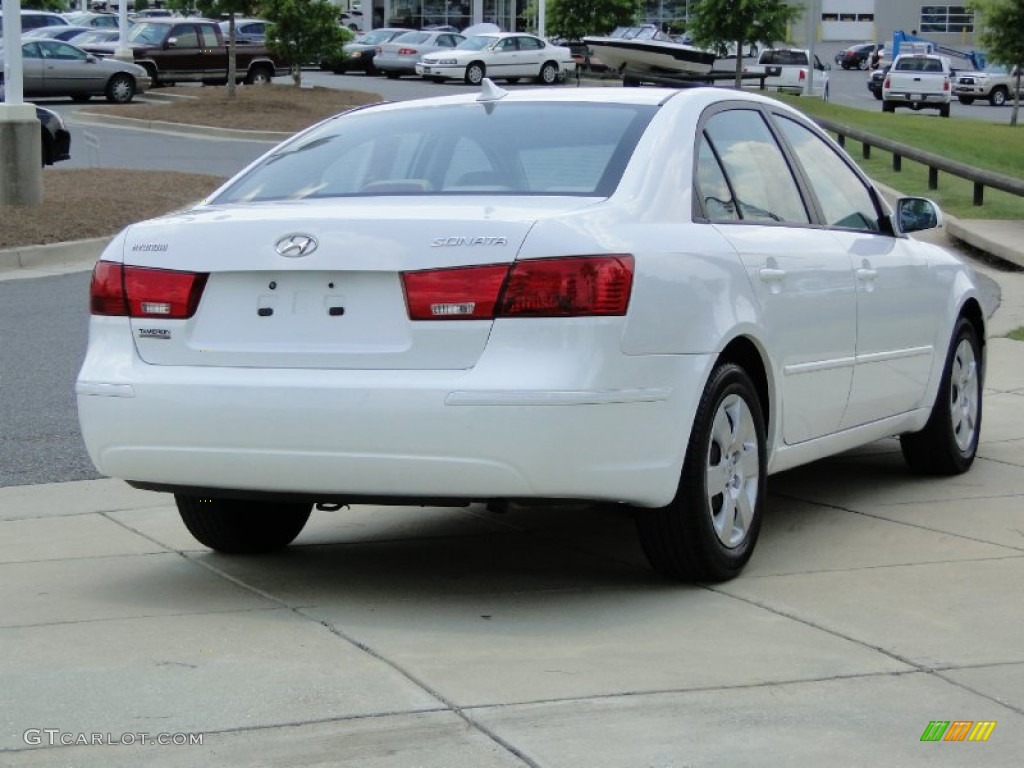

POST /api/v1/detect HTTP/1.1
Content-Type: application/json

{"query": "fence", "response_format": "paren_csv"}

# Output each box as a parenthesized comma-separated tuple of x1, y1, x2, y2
(815, 117, 1024, 206)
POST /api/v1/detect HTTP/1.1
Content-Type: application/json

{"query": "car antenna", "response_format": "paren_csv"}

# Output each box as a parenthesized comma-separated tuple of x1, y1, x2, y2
(477, 78, 509, 103)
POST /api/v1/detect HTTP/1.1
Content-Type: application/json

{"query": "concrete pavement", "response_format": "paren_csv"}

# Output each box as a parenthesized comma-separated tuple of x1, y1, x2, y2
(2, 321, 1024, 765)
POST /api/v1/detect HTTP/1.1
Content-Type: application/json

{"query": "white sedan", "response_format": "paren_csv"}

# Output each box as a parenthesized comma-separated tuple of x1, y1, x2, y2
(77, 84, 985, 582)
(416, 32, 574, 84)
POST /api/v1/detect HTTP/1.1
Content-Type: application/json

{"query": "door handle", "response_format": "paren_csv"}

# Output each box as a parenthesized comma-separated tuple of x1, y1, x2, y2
(759, 268, 786, 282)
(856, 268, 878, 280)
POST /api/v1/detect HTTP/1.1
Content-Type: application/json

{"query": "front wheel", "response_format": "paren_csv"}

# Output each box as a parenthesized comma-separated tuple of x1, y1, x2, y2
(105, 73, 136, 104)
(901, 317, 982, 475)
(464, 61, 485, 85)
(176, 495, 312, 553)
(537, 61, 559, 85)
(635, 363, 766, 582)
(858, 58, 869, 70)
(990, 87, 1008, 107)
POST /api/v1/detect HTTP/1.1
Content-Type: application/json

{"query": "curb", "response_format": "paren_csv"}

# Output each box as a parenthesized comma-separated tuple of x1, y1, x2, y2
(70, 111, 292, 142)
(946, 219, 1024, 270)
(0, 237, 108, 278)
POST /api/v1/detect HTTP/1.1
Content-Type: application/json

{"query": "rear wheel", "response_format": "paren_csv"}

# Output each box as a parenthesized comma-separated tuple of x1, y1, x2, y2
(635, 363, 766, 582)
(70, 94, 92, 103)
(384, 71, 400, 79)
(537, 61, 559, 85)
(105, 73, 135, 104)
(176, 495, 312, 554)
(901, 317, 982, 475)
(882, 100, 895, 112)
(246, 64, 274, 85)
(464, 61, 485, 85)
(990, 87, 1008, 107)
(940, 103, 951, 118)
(958, 95, 975, 105)
(858, 58, 869, 70)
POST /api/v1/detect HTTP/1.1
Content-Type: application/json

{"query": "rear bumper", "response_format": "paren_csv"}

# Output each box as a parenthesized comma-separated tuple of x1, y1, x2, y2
(77, 318, 711, 507)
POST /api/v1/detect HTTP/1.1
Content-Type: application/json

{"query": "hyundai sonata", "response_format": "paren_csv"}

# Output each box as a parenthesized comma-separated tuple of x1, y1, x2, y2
(77, 83, 984, 581)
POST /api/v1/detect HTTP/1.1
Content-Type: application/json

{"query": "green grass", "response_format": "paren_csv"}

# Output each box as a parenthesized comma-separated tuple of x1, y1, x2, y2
(1008, 327, 1024, 341)
(774, 95, 1024, 220)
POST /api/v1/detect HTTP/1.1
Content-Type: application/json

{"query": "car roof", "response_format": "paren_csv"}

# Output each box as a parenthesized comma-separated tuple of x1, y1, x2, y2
(353, 83, 785, 113)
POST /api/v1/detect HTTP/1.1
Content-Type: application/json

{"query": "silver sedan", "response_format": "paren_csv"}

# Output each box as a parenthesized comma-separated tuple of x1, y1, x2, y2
(373, 30, 465, 78)
(1, 38, 150, 103)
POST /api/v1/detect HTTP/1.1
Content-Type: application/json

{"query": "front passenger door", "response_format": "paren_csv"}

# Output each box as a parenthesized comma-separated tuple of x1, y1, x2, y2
(773, 114, 944, 426)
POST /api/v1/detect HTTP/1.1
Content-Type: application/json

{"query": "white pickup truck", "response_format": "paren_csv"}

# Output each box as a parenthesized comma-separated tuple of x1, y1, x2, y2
(735, 48, 830, 99)
(882, 53, 952, 117)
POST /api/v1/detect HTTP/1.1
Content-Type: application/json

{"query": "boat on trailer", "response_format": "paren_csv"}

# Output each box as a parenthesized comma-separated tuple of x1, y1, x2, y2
(583, 25, 717, 77)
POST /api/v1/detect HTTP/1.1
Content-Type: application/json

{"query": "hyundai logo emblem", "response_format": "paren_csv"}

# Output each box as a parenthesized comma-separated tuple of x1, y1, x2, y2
(275, 234, 319, 258)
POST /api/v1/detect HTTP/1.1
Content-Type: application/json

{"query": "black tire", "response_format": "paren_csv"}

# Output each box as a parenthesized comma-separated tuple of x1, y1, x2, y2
(246, 65, 273, 85)
(882, 100, 895, 112)
(990, 87, 1008, 107)
(505, 77, 520, 84)
(858, 58, 869, 70)
(105, 73, 135, 104)
(958, 95, 975, 105)
(464, 61, 485, 85)
(70, 94, 92, 103)
(384, 71, 400, 79)
(39, 128, 52, 167)
(537, 61, 559, 85)
(872, 90, 882, 100)
(635, 363, 766, 582)
(176, 495, 312, 554)
(901, 317, 982, 475)
(940, 103, 950, 118)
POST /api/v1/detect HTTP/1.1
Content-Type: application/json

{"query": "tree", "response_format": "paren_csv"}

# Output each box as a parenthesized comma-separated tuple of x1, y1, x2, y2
(191, 0, 260, 99)
(534, 0, 642, 43)
(263, 0, 350, 87)
(23, 0, 65, 10)
(969, 0, 1024, 126)
(686, 0, 802, 87)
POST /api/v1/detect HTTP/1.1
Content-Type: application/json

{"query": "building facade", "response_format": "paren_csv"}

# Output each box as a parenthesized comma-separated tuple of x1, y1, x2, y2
(360, 1, 979, 48)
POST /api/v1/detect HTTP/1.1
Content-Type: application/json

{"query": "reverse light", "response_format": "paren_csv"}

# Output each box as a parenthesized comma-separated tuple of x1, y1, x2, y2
(89, 261, 208, 319)
(402, 256, 634, 321)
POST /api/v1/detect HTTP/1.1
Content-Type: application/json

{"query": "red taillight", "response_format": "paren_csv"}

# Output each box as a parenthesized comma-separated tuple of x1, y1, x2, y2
(397, 47, 417, 55)
(944, 78, 950, 91)
(884, 76, 891, 88)
(798, 68, 807, 82)
(89, 261, 208, 319)
(402, 256, 634, 321)
(402, 264, 508, 320)
(89, 260, 129, 316)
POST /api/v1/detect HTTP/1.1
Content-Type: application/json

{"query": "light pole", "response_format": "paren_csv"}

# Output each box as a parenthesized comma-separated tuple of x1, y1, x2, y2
(0, 0, 43, 205)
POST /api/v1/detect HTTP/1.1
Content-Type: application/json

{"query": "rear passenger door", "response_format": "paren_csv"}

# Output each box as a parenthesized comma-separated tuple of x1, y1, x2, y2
(695, 106, 857, 445)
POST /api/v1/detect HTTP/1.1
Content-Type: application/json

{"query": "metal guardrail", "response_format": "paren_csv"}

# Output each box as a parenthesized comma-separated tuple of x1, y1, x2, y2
(814, 117, 1024, 206)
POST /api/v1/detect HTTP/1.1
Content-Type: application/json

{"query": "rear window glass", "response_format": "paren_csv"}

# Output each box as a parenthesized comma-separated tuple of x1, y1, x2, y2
(213, 102, 656, 203)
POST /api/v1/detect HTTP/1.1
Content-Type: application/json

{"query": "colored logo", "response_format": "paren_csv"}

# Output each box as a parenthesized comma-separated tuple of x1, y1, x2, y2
(921, 721, 996, 742)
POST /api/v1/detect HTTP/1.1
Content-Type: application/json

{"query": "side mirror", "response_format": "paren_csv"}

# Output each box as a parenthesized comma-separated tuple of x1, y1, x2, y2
(86, 54, 97, 63)
(895, 197, 943, 234)
(165, 37, 178, 49)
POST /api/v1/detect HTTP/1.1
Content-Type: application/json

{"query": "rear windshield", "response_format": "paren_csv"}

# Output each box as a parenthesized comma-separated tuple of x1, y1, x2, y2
(213, 102, 656, 203)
